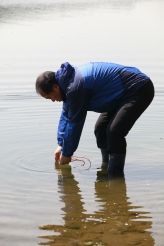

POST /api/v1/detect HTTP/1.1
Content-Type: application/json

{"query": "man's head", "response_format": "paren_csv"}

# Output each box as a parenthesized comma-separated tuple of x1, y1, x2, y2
(36, 71, 63, 102)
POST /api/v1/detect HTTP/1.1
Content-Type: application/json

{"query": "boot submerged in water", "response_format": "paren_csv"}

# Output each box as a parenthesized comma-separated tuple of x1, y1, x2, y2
(108, 154, 126, 174)
(100, 148, 109, 167)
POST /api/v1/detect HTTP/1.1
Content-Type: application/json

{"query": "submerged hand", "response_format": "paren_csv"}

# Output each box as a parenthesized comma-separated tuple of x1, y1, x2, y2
(54, 146, 62, 161)
(59, 155, 71, 165)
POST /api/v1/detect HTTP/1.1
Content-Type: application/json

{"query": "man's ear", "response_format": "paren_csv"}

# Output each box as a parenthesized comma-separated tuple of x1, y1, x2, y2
(52, 84, 59, 92)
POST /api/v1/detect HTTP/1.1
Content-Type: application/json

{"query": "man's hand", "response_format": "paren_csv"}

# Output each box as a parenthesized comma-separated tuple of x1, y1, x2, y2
(59, 155, 71, 165)
(54, 146, 62, 161)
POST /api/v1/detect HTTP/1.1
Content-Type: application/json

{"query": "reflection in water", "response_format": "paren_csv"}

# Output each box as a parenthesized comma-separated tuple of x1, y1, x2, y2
(38, 165, 154, 246)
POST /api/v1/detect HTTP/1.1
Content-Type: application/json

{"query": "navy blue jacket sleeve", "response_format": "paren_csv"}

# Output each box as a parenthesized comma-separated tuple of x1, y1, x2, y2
(57, 102, 69, 147)
(58, 77, 92, 157)
(62, 116, 87, 156)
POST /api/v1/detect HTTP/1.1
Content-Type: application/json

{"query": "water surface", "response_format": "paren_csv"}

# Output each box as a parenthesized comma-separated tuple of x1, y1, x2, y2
(0, 0, 164, 245)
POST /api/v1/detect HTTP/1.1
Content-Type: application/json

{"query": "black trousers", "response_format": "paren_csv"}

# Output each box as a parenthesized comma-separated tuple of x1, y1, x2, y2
(94, 79, 155, 154)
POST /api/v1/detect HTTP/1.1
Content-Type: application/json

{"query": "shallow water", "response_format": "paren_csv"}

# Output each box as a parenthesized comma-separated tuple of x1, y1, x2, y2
(0, 0, 164, 245)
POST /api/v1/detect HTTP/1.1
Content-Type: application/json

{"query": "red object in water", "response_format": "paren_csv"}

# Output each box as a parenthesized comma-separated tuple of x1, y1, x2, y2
(71, 156, 91, 170)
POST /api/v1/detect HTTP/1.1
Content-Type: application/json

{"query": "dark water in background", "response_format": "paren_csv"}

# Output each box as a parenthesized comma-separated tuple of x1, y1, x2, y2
(0, 0, 164, 245)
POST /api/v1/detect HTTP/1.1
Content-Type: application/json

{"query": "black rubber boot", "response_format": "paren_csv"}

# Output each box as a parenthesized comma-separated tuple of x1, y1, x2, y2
(100, 148, 109, 164)
(108, 154, 126, 174)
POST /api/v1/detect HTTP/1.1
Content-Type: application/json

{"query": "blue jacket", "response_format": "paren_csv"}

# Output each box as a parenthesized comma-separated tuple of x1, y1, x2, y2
(55, 62, 150, 156)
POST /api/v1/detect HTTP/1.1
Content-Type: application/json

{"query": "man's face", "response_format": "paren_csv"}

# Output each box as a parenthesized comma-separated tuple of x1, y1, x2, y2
(38, 84, 63, 102)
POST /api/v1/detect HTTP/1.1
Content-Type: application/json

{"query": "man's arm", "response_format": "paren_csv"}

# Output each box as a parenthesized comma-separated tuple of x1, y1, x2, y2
(61, 115, 87, 157)
(57, 102, 69, 147)
(55, 102, 69, 162)
(61, 85, 91, 158)
(58, 70, 92, 163)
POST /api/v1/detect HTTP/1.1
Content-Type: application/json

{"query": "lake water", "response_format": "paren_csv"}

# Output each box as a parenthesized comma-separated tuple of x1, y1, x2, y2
(0, 0, 164, 245)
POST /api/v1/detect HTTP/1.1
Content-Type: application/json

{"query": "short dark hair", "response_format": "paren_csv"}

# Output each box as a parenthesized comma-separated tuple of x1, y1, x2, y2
(36, 71, 57, 94)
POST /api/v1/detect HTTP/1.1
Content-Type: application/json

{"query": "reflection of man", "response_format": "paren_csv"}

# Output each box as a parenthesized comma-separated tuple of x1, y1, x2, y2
(39, 163, 85, 245)
(36, 62, 154, 174)
(39, 166, 154, 246)
(56, 163, 85, 227)
(95, 169, 154, 245)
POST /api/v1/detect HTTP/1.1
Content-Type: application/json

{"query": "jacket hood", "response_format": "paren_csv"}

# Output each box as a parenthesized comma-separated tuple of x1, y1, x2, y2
(55, 62, 75, 101)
